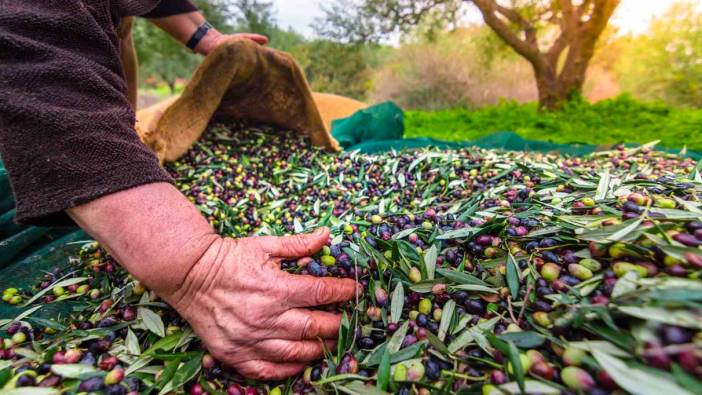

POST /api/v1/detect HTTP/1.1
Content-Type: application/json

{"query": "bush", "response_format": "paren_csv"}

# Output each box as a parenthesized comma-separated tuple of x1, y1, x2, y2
(371, 27, 537, 110)
(405, 95, 702, 150)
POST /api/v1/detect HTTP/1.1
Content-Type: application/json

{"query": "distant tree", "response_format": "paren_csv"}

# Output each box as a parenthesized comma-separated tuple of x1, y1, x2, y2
(231, 0, 276, 37)
(298, 40, 374, 100)
(318, 0, 621, 110)
(134, 0, 234, 93)
(617, 2, 702, 107)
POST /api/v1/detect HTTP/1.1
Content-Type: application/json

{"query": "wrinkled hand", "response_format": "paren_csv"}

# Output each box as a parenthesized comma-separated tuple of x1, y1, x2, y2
(161, 228, 357, 380)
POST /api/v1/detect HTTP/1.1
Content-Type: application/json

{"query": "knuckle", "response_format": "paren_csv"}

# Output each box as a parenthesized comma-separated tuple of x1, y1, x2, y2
(313, 281, 334, 304)
(300, 316, 316, 339)
(280, 342, 301, 361)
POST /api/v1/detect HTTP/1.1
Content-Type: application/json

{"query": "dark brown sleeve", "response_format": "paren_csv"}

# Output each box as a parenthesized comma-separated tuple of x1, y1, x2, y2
(142, 0, 198, 18)
(0, 1, 173, 227)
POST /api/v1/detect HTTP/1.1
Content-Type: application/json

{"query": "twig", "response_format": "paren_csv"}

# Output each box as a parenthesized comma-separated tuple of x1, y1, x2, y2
(517, 284, 534, 324)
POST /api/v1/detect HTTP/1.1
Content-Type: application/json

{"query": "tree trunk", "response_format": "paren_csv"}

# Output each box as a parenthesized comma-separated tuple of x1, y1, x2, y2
(532, 61, 585, 111)
(166, 80, 177, 95)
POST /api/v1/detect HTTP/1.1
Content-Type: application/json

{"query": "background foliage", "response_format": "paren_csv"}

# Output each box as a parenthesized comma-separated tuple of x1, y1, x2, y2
(133, 0, 702, 149)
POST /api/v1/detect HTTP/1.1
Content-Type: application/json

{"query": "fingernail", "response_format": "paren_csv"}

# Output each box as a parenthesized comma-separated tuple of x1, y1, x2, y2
(313, 228, 325, 235)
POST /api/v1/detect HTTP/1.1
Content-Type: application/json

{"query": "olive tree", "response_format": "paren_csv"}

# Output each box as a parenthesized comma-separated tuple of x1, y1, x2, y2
(317, 0, 621, 110)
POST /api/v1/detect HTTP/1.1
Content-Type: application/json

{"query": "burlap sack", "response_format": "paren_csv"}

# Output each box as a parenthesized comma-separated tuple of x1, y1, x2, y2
(133, 38, 369, 162)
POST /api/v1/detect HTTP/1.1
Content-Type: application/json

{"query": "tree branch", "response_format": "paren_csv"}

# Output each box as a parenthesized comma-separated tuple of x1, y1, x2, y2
(471, 0, 541, 66)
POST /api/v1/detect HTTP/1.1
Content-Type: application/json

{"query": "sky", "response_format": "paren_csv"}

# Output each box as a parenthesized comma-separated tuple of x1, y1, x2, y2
(270, 0, 688, 38)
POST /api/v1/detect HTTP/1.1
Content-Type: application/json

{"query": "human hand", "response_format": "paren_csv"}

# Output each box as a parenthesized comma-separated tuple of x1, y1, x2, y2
(197, 32, 268, 55)
(161, 227, 357, 380)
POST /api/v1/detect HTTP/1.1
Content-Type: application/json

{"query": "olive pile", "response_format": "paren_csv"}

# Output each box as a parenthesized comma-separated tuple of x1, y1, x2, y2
(1, 124, 701, 395)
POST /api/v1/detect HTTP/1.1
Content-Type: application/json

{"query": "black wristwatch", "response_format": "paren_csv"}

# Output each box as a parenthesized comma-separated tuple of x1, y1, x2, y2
(186, 21, 213, 51)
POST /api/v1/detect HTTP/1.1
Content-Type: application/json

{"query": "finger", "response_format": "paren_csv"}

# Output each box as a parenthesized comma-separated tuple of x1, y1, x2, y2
(260, 227, 330, 258)
(282, 273, 357, 307)
(250, 34, 269, 45)
(275, 309, 344, 340)
(234, 360, 306, 381)
(257, 339, 335, 362)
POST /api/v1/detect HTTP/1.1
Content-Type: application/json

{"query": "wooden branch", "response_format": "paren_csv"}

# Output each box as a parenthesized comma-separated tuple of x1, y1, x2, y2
(471, 0, 541, 66)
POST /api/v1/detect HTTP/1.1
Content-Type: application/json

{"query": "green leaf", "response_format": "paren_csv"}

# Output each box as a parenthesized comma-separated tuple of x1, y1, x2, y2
(498, 331, 545, 349)
(448, 316, 499, 353)
(507, 341, 525, 392)
(579, 218, 643, 243)
(138, 307, 165, 337)
(392, 227, 418, 240)
(126, 327, 141, 355)
(618, 306, 702, 329)
(592, 350, 693, 395)
(672, 364, 702, 394)
(595, 169, 611, 201)
(436, 268, 489, 287)
(425, 331, 450, 355)
(11, 305, 44, 323)
(144, 332, 183, 354)
(341, 381, 389, 395)
(154, 358, 181, 391)
(376, 349, 390, 391)
(611, 271, 639, 298)
(450, 284, 498, 294)
(2, 389, 60, 395)
(489, 380, 560, 395)
(21, 276, 88, 307)
(50, 364, 99, 379)
(436, 227, 479, 240)
(438, 300, 455, 341)
(390, 282, 404, 324)
(170, 354, 203, 389)
(0, 367, 12, 388)
(424, 245, 438, 280)
(387, 321, 409, 354)
(506, 254, 520, 299)
(567, 340, 630, 357)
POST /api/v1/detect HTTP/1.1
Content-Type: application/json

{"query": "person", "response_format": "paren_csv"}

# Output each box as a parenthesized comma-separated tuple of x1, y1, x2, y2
(0, 0, 357, 380)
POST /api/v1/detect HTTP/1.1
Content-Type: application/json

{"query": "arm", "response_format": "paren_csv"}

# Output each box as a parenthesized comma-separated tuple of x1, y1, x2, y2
(144, 7, 268, 55)
(1, 1, 354, 380)
(69, 183, 358, 380)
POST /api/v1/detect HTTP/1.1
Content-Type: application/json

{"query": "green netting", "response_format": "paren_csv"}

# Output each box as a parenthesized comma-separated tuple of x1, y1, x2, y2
(333, 102, 702, 160)
(0, 161, 85, 319)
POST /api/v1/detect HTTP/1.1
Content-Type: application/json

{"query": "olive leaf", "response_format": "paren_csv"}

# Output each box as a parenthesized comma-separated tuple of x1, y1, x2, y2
(170, 354, 203, 389)
(390, 282, 404, 324)
(424, 245, 438, 280)
(592, 350, 693, 395)
(438, 300, 455, 341)
(497, 332, 545, 349)
(392, 227, 418, 240)
(436, 268, 489, 287)
(126, 327, 141, 355)
(1, 389, 59, 395)
(376, 348, 391, 391)
(449, 284, 498, 294)
(138, 307, 165, 337)
(506, 254, 520, 298)
(436, 227, 479, 240)
(21, 276, 88, 307)
(50, 364, 99, 379)
(387, 321, 409, 354)
(489, 380, 560, 395)
(618, 306, 702, 329)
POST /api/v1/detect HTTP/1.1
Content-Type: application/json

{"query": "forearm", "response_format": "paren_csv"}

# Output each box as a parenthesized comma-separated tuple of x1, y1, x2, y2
(147, 11, 223, 55)
(67, 183, 219, 296)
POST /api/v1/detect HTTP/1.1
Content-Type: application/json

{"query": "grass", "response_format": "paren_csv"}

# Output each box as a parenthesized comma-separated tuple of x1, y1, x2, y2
(404, 95, 702, 151)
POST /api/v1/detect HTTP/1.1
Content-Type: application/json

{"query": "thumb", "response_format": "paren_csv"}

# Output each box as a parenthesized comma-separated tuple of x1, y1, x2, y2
(261, 227, 330, 258)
